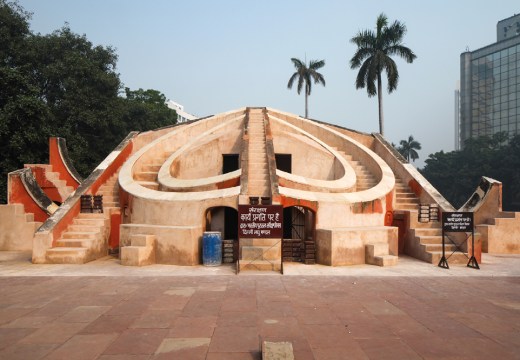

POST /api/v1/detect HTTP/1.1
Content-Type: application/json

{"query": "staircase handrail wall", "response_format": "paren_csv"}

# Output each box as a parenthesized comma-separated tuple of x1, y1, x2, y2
(8, 168, 58, 222)
(263, 108, 280, 201)
(50, 137, 83, 187)
(372, 133, 455, 212)
(33, 132, 138, 263)
(459, 176, 503, 225)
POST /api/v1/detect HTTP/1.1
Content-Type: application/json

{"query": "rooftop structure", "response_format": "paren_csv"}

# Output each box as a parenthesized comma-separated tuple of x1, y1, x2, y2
(166, 100, 197, 123)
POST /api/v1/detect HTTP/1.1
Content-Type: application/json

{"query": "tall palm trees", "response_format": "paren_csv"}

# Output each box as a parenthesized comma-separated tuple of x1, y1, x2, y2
(398, 135, 422, 162)
(287, 58, 325, 118)
(350, 13, 416, 136)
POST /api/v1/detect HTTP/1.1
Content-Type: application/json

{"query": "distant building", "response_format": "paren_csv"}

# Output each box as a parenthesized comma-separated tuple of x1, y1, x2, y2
(454, 83, 460, 150)
(459, 14, 520, 147)
(166, 100, 197, 123)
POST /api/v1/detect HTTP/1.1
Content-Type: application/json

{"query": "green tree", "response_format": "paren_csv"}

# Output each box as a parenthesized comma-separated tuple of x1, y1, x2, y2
(120, 87, 177, 133)
(0, 1, 177, 203)
(421, 133, 520, 211)
(398, 135, 421, 162)
(287, 58, 325, 118)
(350, 13, 416, 136)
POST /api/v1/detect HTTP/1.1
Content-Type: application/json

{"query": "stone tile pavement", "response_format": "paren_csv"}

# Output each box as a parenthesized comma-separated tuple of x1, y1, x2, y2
(0, 252, 519, 359)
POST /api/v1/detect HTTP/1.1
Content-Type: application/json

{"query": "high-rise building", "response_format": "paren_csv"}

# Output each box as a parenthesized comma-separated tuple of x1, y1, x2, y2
(459, 14, 520, 148)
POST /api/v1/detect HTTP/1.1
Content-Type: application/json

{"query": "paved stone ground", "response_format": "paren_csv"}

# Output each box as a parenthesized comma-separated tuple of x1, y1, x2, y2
(0, 252, 519, 359)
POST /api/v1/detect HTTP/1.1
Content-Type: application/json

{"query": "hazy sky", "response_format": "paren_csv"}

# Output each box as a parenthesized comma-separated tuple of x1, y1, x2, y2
(17, 0, 520, 167)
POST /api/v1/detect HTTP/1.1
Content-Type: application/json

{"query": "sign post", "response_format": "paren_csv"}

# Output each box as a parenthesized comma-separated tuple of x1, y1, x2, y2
(440, 212, 479, 269)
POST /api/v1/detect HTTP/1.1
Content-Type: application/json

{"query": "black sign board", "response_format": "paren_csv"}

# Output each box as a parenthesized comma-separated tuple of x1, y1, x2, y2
(442, 212, 473, 232)
(238, 205, 283, 239)
(439, 211, 479, 270)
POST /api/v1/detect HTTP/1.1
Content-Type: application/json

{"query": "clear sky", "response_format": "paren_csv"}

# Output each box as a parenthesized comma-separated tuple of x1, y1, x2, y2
(17, 0, 520, 167)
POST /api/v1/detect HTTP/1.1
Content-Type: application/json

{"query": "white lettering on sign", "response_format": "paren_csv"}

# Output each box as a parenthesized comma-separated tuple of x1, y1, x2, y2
(238, 205, 283, 238)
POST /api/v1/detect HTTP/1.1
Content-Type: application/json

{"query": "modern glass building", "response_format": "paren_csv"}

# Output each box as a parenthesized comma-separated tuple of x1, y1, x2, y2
(459, 14, 520, 148)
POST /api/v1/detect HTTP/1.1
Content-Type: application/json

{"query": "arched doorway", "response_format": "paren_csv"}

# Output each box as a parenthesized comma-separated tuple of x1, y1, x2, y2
(205, 206, 238, 263)
(282, 206, 316, 264)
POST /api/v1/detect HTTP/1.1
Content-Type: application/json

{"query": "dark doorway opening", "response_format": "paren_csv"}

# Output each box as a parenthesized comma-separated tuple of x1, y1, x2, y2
(224, 207, 238, 240)
(223, 154, 239, 174)
(275, 154, 292, 173)
(282, 206, 316, 264)
(205, 207, 239, 263)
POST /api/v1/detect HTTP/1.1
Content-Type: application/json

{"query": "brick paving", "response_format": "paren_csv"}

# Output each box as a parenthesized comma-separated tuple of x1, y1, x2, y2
(0, 271, 519, 359)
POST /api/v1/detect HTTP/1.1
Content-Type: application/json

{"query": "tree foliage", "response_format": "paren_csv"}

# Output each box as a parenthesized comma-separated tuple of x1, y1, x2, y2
(421, 133, 520, 211)
(0, 1, 177, 203)
(350, 13, 416, 136)
(287, 58, 325, 118)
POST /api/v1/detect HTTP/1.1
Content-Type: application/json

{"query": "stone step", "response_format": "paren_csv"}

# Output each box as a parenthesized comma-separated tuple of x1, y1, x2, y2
(428, 251, 469, 265)
(422, 243, 459, 252)
(103, 201, 119, 208)
(142, 164, 161, 172)
(73, 217, 106, 226)
(45, 171, 60, 181)
(241, 238, 280, 247)
(373, 255, 398, 266)
(137, 181, 160, 190)
(396, 203, 419, 210)
(241, 245, 280, 261)
(56, 239, 94, 248)
(96, 189, 119, 195)
(68, 224, 100, 232)
(239, 260, 281, 272)
(396, 193, 416, 199)
(134, 172, 157, 182)
(131, 234, 156, 247)
(100, 195, 119, 202)
(415, 228, 442, 236)
(76, 213, 105, 219)
(62, 231, 100, 239)
(45, 248, 88, 264)
(397, 198, 420, 204)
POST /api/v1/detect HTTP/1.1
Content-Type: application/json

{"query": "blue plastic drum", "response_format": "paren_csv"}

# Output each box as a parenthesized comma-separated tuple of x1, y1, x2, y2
(202, 231, 222, 266)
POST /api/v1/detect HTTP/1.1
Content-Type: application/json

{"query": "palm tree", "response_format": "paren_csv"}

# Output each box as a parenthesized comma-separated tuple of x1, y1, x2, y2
(350, 13, 416, 136)
(398, 135, 422, 162)
(287, 58, 325, 118)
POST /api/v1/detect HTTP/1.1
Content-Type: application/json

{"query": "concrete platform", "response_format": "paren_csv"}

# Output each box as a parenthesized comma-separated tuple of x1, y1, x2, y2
(0, 251, 519, 359)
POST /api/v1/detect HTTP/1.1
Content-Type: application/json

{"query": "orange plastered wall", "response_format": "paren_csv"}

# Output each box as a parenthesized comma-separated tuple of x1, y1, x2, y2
(8, 176, 49, 222)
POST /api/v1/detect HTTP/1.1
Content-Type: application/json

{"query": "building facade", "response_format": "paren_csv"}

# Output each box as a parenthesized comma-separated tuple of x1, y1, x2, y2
(166, 100, 197, 123)
(459, 14, 520, 147)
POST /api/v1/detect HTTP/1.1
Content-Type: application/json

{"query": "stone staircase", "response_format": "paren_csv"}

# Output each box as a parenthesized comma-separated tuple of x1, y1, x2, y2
(0, 204, 43, 251)
(45, 212, 110, 264)
(476, 211, 520, 253)
(96, 174, 120, 210)
(239, 238, 281, 272)
(26, 164, 75, 203)
(332, 148, 378, 191)
(121, 234, 156, 266)
(407, 220, 469, 264)
(394, 179, 420, 211)
(45, 174, 121, 264)
(134, 153, 170, 190)
(393, 177, 469, 264)
(365, 242, 398, 266)
(247, 109, 270, 197)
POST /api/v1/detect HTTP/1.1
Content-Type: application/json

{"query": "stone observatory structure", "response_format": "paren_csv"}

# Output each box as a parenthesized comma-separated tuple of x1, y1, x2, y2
(1, 107, 519, 271)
